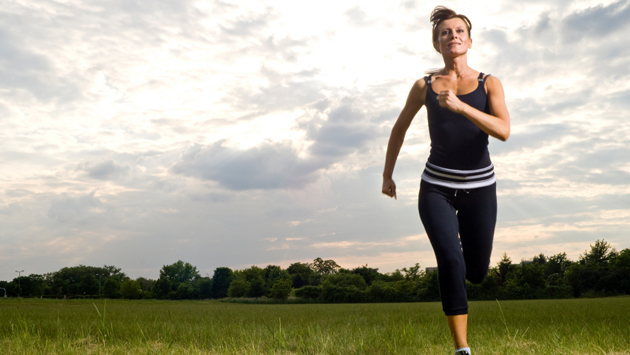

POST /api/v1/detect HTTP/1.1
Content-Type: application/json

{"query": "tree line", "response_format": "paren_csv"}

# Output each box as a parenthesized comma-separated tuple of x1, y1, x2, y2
(1, 240, 628, 302)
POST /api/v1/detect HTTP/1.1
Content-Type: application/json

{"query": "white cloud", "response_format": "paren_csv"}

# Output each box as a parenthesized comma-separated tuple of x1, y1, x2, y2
(1, 0, 629, 281)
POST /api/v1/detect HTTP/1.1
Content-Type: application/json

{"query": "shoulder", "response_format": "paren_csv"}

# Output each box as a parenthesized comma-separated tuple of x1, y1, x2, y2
(484, 75, 504, 94)
(404, 78, 428, 107)
(415, 77, 429, 87)
(485, 75, 501, 85)
(411, 77, 429, 95)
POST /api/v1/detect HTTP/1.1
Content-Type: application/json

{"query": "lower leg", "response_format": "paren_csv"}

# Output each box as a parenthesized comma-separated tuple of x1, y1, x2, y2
(447, 314, 468, 349)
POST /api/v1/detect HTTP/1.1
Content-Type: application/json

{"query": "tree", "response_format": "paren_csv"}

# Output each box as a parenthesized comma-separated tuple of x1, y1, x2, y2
(311, 258, 341, 276)
(580, 240, 616, 265)
(321, 280, 368, 303)
(269, 279, 292, 300)
(264, 265, 290, 286)
(15, 274, 46, 297)
(613, 248, 630, 269)
(103, 278, 120, 298)
(496, 253, 514, 286)
(0, 281, 15, 297)
(78, 274, 99, 295)
(176, 283, 196, 299)
(545, 252, 572, 278)
(196, 277, 213, 299)
(50, 265, 126, 296)
(563, 240, 620, 297)
(153, 276, 172, 299)
(287, 262, 314, 288)
(102, 265, 126, 282)
(513, 263, 546, 289)
(322, 273, 367, 290)
(227, 278, 250, 298)
(135, 277, 155, 292)
(295, 285, 322, 300)
(401, 263, 425, 282)
(351, 265, 380, 286)
(120, 279, 143, 299)
(612, 248, 630, 294)
(160, 261, 200, 284)
(417, 269, 440, 301)
(368, 280, 403, 302)
(242, 266, 266, 282)
(379, 269, 405, 282)
(211, 267, 234, 298)
(248, 277, 265, 298)
(532, 253, 547, 265)
(154, 261, 201, 299)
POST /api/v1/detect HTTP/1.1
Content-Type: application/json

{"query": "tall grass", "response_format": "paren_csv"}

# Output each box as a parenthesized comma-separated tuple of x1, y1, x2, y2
(0, 297, 628, 354)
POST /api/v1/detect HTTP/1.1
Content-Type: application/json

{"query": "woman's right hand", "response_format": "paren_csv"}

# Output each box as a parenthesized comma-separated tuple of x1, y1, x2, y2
(381, 79, 425, 201)
(382, 177, 397, 199)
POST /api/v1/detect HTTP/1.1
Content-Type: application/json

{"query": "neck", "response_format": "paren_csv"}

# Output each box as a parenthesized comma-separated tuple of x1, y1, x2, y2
(442, 55, 469, 79)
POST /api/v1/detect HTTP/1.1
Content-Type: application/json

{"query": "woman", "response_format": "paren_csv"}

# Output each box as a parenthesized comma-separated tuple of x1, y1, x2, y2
(381, 6, 510, 355)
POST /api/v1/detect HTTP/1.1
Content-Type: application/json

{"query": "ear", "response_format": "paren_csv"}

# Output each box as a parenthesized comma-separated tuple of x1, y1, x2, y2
(433, 41, 441, 53)
(469, 38, 473, 49)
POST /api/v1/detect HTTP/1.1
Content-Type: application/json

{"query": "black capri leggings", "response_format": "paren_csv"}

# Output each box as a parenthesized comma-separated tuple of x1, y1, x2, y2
(418, 180, 497, 316)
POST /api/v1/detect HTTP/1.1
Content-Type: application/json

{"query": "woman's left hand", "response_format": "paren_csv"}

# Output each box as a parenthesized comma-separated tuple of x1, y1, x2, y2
(437, 90, 466, 113)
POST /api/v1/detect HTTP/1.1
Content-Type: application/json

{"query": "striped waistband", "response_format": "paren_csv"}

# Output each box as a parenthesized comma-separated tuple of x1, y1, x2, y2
(421, 162, 496, 189)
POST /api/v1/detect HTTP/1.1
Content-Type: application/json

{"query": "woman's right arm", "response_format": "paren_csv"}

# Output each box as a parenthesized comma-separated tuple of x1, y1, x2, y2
(382, 79, 427, 199)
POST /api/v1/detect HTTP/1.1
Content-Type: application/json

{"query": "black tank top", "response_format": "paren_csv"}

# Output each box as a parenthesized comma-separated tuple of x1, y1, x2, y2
(421, 73, 496, 189)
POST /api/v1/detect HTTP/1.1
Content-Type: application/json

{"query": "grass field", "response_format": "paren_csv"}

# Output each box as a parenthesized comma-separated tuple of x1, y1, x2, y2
(0, 297, 629, 354)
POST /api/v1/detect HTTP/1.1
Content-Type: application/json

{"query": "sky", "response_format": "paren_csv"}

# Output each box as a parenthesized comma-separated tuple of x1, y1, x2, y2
(1, 0, 629, 281)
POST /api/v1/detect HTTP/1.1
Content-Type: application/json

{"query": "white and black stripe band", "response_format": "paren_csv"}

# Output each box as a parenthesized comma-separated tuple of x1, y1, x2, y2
(421, 162, 496, 189)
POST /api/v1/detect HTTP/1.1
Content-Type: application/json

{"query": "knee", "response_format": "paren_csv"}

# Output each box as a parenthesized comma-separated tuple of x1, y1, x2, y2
(438, 254, 465, 271)
(466, 268, 488, 284)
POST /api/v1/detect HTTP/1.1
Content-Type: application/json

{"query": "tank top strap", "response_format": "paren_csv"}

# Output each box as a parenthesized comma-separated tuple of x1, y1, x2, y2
(424, 75, 432, 84)
(478, 72, 491, 83)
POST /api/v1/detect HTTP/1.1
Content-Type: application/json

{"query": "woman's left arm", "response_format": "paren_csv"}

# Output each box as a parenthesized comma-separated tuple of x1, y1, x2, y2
(438, 76, 511, 141)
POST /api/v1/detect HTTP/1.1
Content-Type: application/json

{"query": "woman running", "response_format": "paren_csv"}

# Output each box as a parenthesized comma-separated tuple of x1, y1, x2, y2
(381, 6, 510, 355)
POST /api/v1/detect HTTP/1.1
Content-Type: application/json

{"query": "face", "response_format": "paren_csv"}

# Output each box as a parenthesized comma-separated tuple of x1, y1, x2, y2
(434, 18, 472, 55)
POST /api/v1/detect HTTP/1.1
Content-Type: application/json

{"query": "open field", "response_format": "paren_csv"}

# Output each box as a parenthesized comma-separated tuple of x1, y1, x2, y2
(0, 297, 629, 354)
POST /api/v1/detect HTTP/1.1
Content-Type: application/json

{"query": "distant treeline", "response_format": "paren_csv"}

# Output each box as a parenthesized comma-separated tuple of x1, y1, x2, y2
(1, 239, 629, 302)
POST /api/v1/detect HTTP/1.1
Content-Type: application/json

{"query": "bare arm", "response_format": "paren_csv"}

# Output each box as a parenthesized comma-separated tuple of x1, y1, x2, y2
(382, 79, 426, 198)
(437, 75, 510, 141)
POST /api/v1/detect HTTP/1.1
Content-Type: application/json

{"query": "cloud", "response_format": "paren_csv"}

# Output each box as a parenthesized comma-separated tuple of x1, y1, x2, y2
(344, 6, 371, 27)
(553, 144, 630, 185)
(171, 94, 384, 191)
(233, 66, 326, 112)
(262, 35, 318, 63)
(171, 141, 326, 190)
(610, 89, 630, 110)
(188, 191, 233, 203)
(79, 160, 131, 180)
(309, 236, 426, 251)
(47, 192, 107, 224)
(478, 1, 630, 83)
(1, 0, 630, 282)
(0, 28, 79, 102)
(219, 8, 273, 37)
(491, 123, 577, 155)
(562, 0, 630, 40)
(305, 98, 381, 158)
(343, 5, 393, 29)
(214, 5, 318, 67)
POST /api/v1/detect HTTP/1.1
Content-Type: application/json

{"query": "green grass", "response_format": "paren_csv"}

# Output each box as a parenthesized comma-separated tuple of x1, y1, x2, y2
(0, 297, 629, 354)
